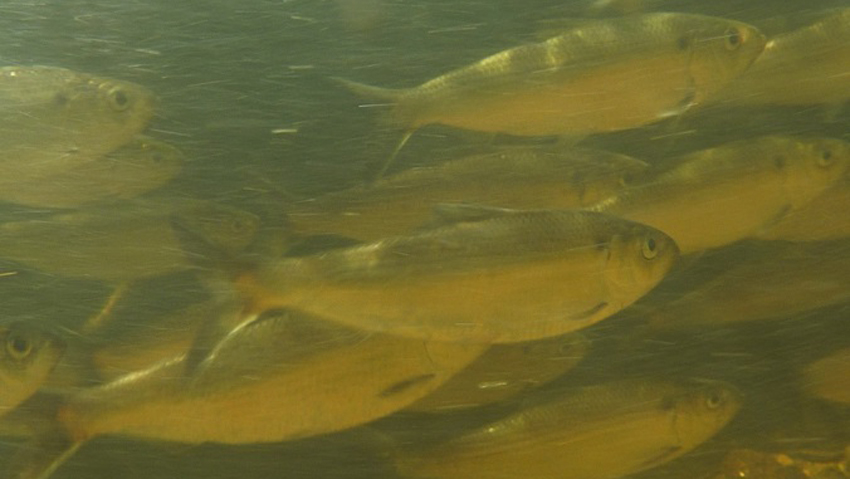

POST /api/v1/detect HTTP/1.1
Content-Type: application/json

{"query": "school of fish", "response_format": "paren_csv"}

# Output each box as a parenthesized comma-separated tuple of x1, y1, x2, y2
(0, 4, 849, 479)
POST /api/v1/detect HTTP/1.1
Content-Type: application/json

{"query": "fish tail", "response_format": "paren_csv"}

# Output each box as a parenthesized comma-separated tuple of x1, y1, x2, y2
(332, 77, 420, 179)
(331, 77, 404, 104)
(372, 128, 415, 182)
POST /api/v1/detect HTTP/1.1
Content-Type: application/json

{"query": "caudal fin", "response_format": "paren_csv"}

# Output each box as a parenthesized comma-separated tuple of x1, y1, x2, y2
(332, 77, 418, 181)
(331, 77, 404, 104)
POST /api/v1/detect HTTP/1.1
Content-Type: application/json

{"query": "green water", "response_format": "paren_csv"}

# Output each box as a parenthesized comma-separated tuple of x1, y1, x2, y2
(0, 1, 849, 478)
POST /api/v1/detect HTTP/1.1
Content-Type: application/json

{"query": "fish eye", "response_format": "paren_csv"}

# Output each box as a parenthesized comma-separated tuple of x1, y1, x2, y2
(6, 333, 33, 361)
(108, 87, 131, 111)
(818, 149, 834, 167)
(705, 390, 725, 410)
(641, 235, 658, 260)
(724, 27, 742, 51)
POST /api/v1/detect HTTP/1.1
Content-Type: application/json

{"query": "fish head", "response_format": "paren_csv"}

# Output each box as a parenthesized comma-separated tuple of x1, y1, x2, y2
(783, 137, 850, 208)
(117, 136, 185, 185)
(672, 379, 742, 452)
(58, 72, 157, 150)
(0, 322, 65, 417)
(687, 18, 767, 103)
(605, 223, 679, 307)
(172, 202, 262, 254)
(569, 150, 651, 206)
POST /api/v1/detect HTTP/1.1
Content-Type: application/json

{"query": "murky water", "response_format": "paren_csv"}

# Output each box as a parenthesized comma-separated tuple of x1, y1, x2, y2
(0, 1, 849, 478)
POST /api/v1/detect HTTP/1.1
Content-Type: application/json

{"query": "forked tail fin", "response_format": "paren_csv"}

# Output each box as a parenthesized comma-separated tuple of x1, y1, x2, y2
(331, 77, 404, 104)
(331, 77, 417, 181)
(372, 128, 415, 182)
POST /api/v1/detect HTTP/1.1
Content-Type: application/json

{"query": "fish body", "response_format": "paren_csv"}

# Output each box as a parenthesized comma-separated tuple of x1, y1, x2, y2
(57, 309, 486, 445)
(647, 241, 850, 329)
(757, 177, 850, 242)
(710, 8, 850, 106)
(0, 66, 156, 183)
(0, 135, 184, 209)
(592, 136, 850, 253)
(0, 199, 260, 282)
(341, 13, 765, 137)
(395, 379, 742, 479)
(239, 208, 678, 343)
(0, 322, 64, 418)
(803, 347, 850, 406)
(287, 146, 648, 241)
(406, 332, 589, 413)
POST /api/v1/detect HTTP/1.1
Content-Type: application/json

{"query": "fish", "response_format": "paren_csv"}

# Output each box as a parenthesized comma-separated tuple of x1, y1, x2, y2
(0, 198, 260, 283)
(708, 8, 850, 107)
(0, 322, 64, 419)
(757, 177, 850, 242)
(88, 300, 217, 382)
(338, 13, 765, 170)
(235, 207, 678, 343)
(591, 136, 850, 254)
(12, 308, 486, 479)
(285, 146, 649, 241)
(802, 347, 850, 406)
(0, 66, 157, 183)
(646, 240, 850, 329)
(394, 379, 742, 479)
(405, 332, 589, 413)
(0, 135, 184, 209)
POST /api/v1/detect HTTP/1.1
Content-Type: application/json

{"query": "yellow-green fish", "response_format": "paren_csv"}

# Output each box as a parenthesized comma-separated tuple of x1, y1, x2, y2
(757, 177, 850, 242)
(709, 8, 850, 107)
(0, 198, 260, 283)
(591, 136, 850, 254)
(0, 66, 157, 183)
(394, 379, 742, 479)
(802, 347, 850, 406)
(406, 332, 589, 413)
(646, 240, 850, 329)
(339, 13, 765, 167)
(0, 135, 184, 209)
(286, 146, 648, 241)
(0, 322, 64, 419)
(236, 208, 678, 343)
(15, 308, 486, 479)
